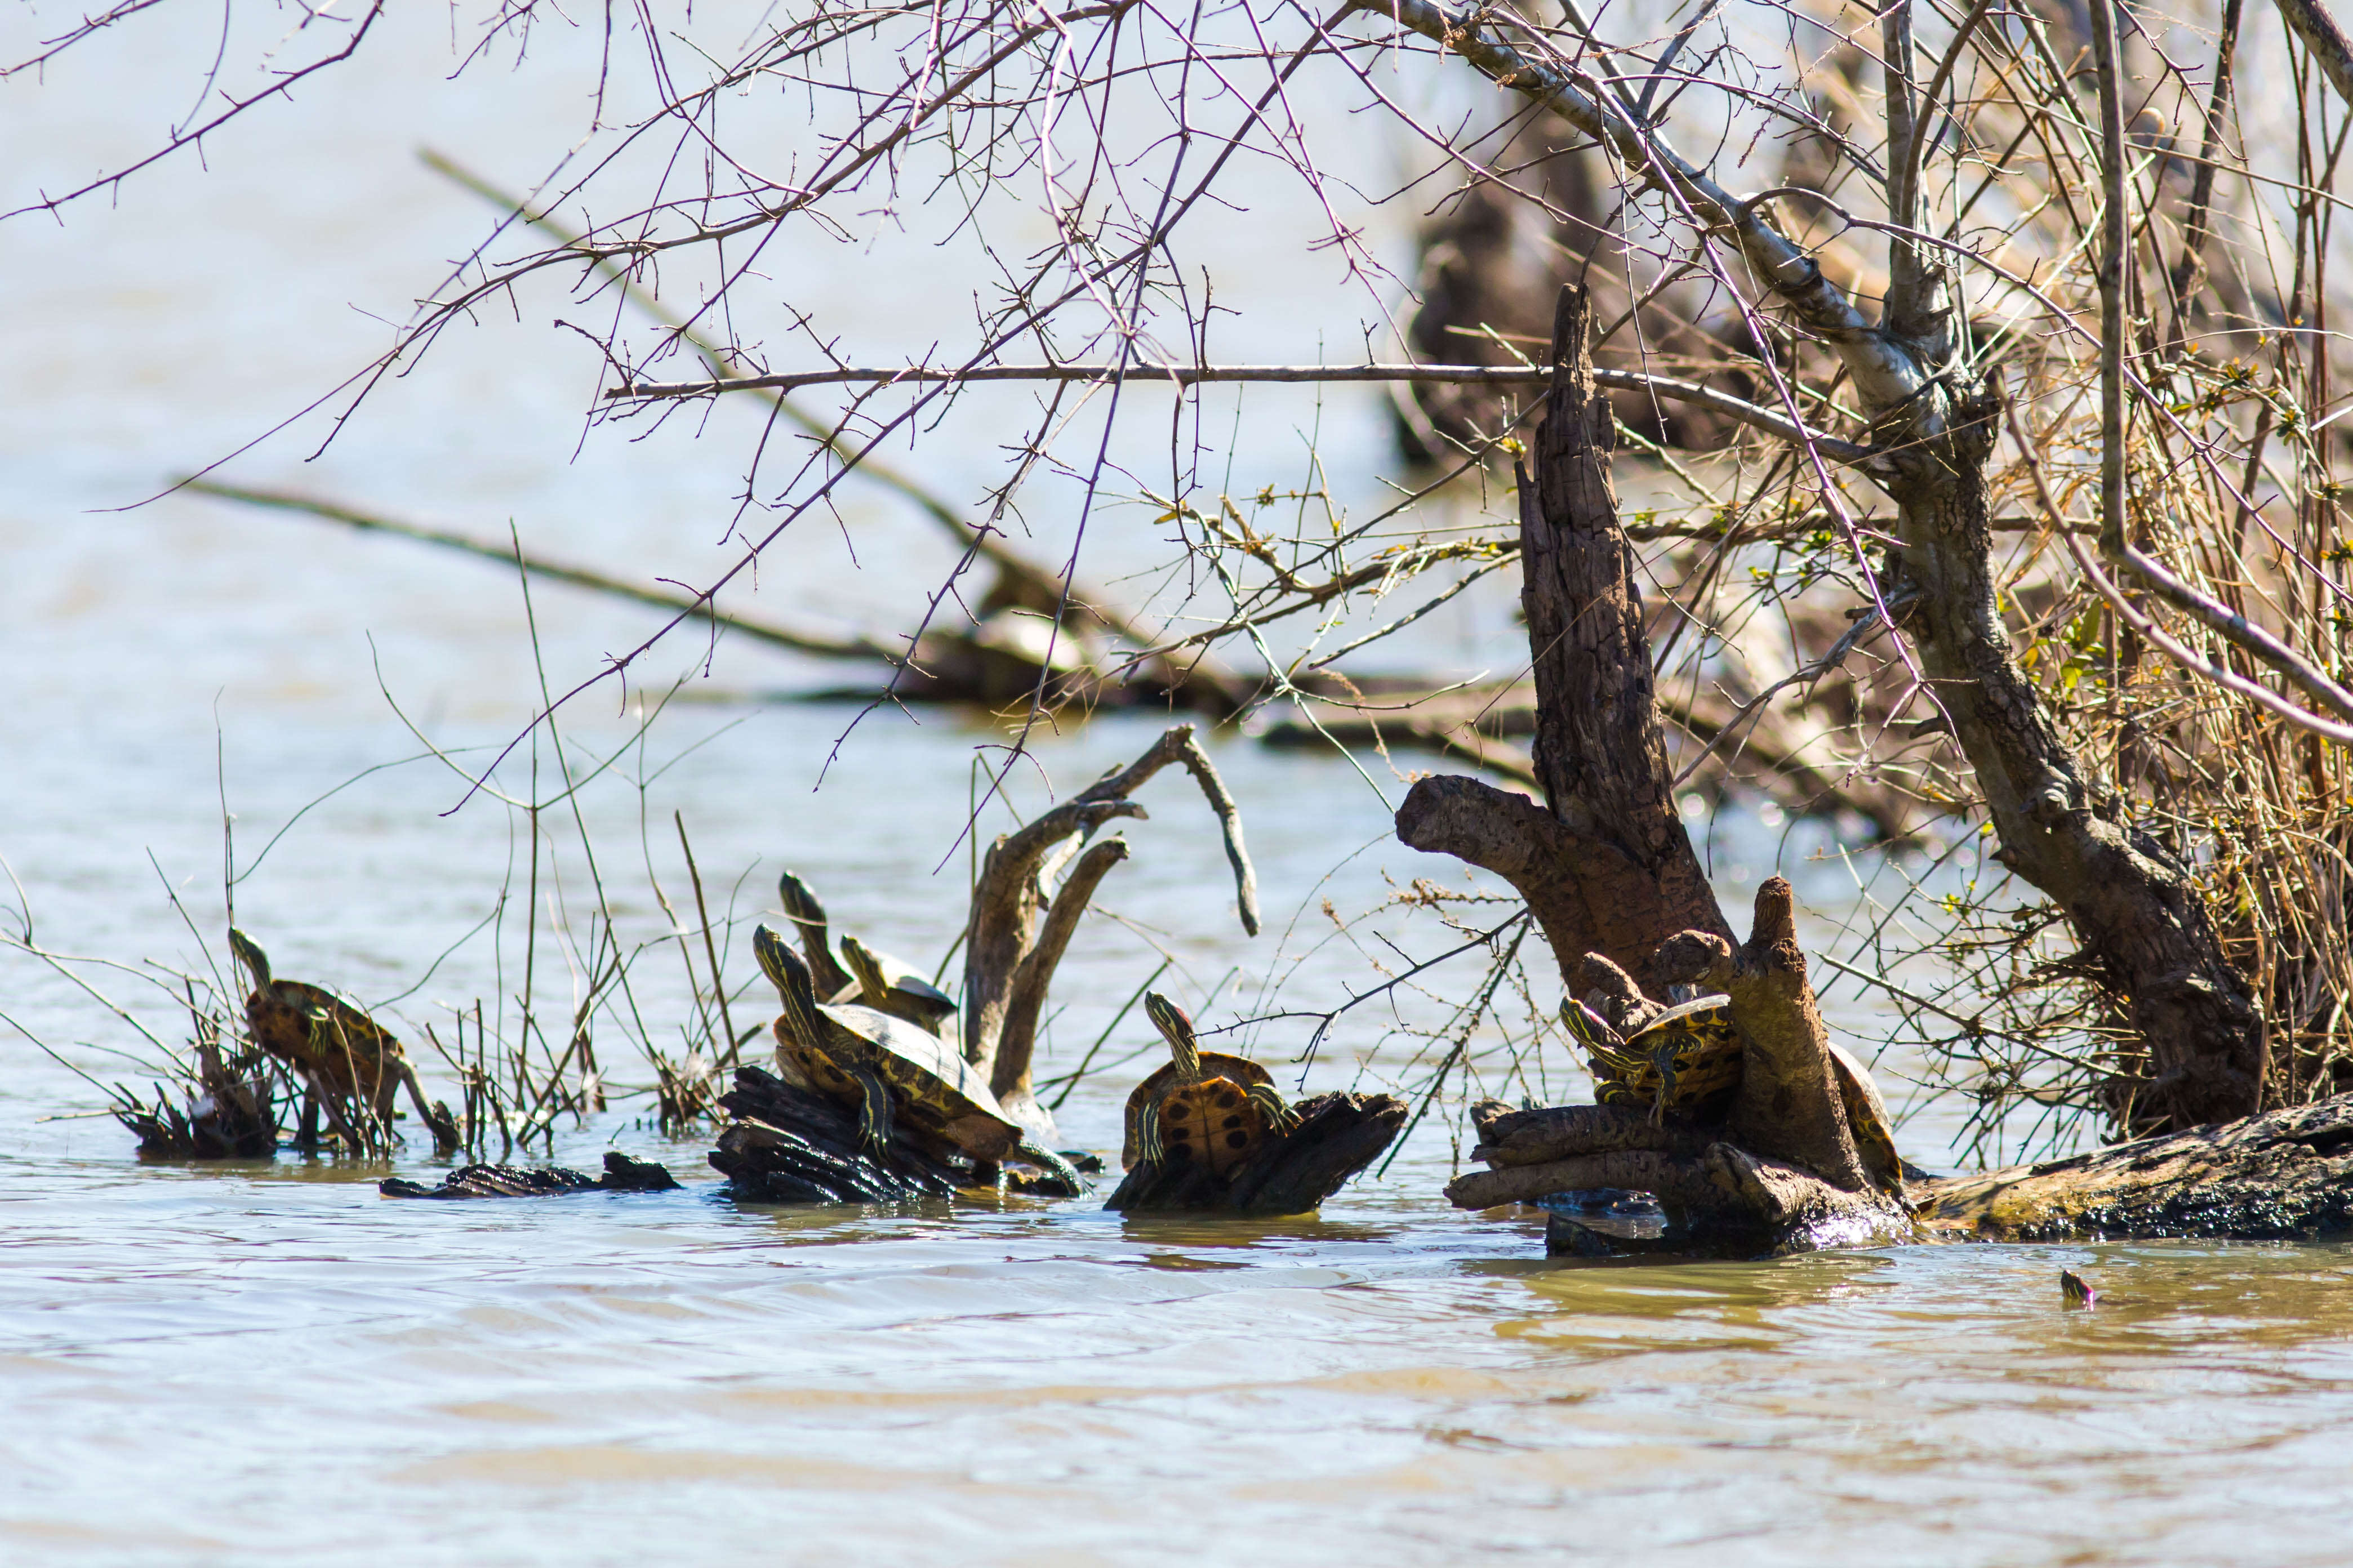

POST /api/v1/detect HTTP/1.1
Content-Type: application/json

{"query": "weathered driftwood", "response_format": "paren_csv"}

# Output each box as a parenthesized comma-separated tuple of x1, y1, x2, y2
(1104, 1090, 1407, 1216)
(188, 476, 1260, 718)
(1656, 881, 1873, 1192)
(962, 724, 1259, 1134)
(708, 1064, 1086, 1204)
(1469, 1099, 1711, 1167)
(379, 1151, 680, 1200)
(113, 1035, 280, 1160)
(1394, 289, 1729, 996)
(1915, 1095, 2353, 1241)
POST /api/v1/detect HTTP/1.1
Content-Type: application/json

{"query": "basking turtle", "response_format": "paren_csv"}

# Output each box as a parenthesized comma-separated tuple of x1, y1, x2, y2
(1565, 990, 1914, 1193)
(229, 929, 459, 1153)
(777, 870, 958, 1037)
(1123, 993, 1298, 1174)
(1826, 1039, 1918, 1195)
(1565, 992, 1744, 1124)
(753, 923, 1081, 1195)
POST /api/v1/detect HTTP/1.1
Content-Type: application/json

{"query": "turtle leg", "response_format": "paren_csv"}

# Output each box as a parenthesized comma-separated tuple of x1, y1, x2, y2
(1135, 1101, 1165, 1168)
(401, 1063, 464, 1156)
(1012, 1139, 1087, 1197)
(846, 1064, 896, 1162)
(1247, 1084, 1298, 1137)
(296, 1087, 321, 1151)
(1651, 1053, 1678, 1127)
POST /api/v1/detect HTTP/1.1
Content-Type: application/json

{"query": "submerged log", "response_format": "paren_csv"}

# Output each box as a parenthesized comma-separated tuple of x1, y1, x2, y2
(1916, 1095, 2353, 1241)
(1104, 1090, 1407, 1216)
(379, 1151, 680, 1199)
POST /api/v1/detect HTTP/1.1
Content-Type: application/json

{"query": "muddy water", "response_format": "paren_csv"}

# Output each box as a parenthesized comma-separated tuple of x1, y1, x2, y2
(7, 12, 2353, 1567)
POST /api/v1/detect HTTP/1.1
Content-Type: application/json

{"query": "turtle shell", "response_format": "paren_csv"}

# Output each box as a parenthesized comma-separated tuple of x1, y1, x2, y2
(1153, 1075, 1273, 1175)
(1826, 1040, 1908, 1193)
(780, 1000, 1024, 1161)
(831, 936, 958, 1037)
(246, 978, 411, 1108)
(1120, 1051, 1276, 1169)
(1584, 994, 1743, 1120)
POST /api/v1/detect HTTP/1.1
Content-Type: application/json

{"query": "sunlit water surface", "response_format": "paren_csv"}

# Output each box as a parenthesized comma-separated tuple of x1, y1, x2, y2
(6, 11, 2352, 1566)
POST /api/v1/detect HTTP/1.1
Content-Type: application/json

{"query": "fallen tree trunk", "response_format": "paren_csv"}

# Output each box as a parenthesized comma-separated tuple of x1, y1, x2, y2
(1915, 1095, 2353, 1241)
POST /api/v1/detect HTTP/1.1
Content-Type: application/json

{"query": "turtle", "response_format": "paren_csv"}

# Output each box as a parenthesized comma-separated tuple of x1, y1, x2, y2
(776, 869, 958, 1038)
(228, 929, 459, 1153)
(1564, 992, 1744, 1124)
(1565, 988, 1915, 1195)
(753, 923, 1082, 1195)
(1826, 1039, 1921, 1195)
(1122, 992, 1298, 1174)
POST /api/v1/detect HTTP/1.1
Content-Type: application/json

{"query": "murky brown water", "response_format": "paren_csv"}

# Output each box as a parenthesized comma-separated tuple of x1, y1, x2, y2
(7, 12, 2352, 1566)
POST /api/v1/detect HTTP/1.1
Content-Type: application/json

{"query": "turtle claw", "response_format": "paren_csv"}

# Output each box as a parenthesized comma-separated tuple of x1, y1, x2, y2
(1249, 1084, 1299, 1138)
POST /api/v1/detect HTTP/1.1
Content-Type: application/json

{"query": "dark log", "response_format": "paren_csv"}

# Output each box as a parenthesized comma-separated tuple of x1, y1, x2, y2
(1445, 1137, 1911, 1258)
(1917, 1093, 2353, 1241)
(1104, 1090, 1407, 1216)
(114, 1039, 279, 1161)
(379, 1151, 679, 1199)
(709, 1065, 979, 1202)
(1468, 1099, 1711, 1166)
(1657, 879, 1872, 1191)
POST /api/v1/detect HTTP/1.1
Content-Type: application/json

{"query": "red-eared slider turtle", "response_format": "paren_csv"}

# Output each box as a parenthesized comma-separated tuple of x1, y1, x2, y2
(753, 924, 1081, 1195)
(1564, 992, 1743, 1124)
(1123, 993, 1298, 1174)
(229, 929, 459, 1153)
(777, 870, 958, 1037)
(1826, 1039, 1916, 1194)
(1565, 990, 1913, 1193)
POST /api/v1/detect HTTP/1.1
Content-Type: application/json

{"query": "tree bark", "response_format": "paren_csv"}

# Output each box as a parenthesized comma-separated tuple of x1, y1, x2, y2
(1916, 1092, 2353, 1240)
(1395, 286, 1728, 991)
(991, 836, 1131, 1117)
(1881, 390, 2266, 1132)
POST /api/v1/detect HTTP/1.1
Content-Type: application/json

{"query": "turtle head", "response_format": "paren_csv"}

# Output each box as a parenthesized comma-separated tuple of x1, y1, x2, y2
(753, 923, 826, 1046)
(1144, 991, 1203, 1084)
(776, 870, 826, 933)
(775, 870, 852, 995)
(838, 933, 891, 1010)
(227, 928, 271, 991)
